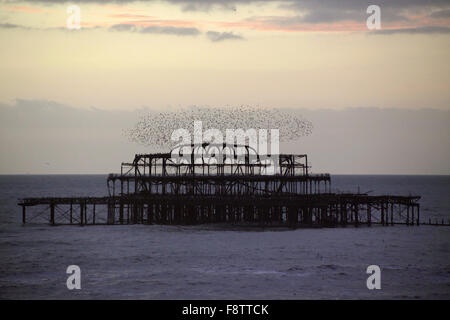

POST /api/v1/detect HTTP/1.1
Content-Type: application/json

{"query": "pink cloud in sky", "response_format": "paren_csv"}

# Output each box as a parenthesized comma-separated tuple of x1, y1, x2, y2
(9, 6, 53, 13)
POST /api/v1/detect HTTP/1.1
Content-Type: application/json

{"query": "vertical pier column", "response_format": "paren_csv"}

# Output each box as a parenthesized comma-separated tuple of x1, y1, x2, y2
(367, 205, 371, 227)
(406, 205, 409, 226)
(417, 205, 420, 226)
(307, 207, 312, 224)
(288, 206, 298, 228)
(381, 202, 385, 226)
(341, 204, 347, 226)
(50, 203, 55, 226)
(93, 204, 96, 225)
(70, 202, 73, 225)
(411, 205, 415, 226)
(22, 205, 26, 224)
(132, 203, 138, 224)
(147, 203, 153, 224)
(390, 203, 394, 226)
(119, 202, 124, 224)
(80, 202, 84, 226)
(107, 200, 115, 225)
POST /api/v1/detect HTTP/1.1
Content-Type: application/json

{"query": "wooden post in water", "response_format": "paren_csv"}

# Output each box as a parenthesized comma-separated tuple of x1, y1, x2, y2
(417, 205, 420, 226)
(93, 204, 96, 225)
(50, 203, 55, 226)
(148, 203, 153, 224)
(367, 204, 371, 227)
(70, 202, 73, 224)
(406, 205, 409, 226)
(133, 203, 138, 224)
(411, 205, 414, 227)
(107, 200, 115, 225)
(381, 202, 385, 226)
(119, 202, 124, 224)
(22, 205, 26, 224)
(390, 203, 394, 226)
(80, 202, 84, 226)
(342, 204, 347, 226)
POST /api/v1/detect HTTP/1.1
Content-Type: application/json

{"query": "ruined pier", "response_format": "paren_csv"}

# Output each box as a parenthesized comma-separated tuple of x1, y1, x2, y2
(18, 144, 423, 227)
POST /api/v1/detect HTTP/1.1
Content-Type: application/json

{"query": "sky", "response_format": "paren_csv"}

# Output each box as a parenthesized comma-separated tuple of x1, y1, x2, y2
(0, 0, 449, 174)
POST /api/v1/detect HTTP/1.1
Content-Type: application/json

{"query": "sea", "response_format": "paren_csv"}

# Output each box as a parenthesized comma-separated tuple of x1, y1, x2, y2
(0, 175, 449, 299)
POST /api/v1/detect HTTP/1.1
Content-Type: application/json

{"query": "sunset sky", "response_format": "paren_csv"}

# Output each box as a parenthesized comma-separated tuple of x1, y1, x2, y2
(1, 0, 449, 110)
(0, 0, 449, 174)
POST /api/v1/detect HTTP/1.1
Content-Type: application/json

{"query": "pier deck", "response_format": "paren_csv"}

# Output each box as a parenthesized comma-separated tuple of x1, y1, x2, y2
(18, 193, 423, 227)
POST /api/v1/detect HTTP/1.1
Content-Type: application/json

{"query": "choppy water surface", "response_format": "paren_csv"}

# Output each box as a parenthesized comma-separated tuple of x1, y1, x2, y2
(0, 175, 449, 299)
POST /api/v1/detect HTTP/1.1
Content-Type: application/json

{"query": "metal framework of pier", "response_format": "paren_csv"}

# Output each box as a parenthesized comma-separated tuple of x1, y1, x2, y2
(18, 144, 423, 227)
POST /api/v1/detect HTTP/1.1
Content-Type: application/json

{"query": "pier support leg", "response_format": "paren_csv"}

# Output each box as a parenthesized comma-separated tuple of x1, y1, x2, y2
(390, 203, 394, 226)
(107, 201, 115, 225)
(80, 203, 84, 226)
(406, 205, 409, 226)
(367, 205, 371, 227)
(133, 204, 138, 224)
(119, 203, 124, 224)
(288, 206, 297, 228)
(50, 203, 55, 226)
(342, 204, 347, 226)
(417, 205, 420, 226)
(148, 203, 153, 224)
(22, 205, 26, 224)
(84, 202, 87, 225)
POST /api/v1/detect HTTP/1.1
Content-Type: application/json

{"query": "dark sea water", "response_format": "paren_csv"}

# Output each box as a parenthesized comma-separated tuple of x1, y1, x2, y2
(0, 175, 449, 299)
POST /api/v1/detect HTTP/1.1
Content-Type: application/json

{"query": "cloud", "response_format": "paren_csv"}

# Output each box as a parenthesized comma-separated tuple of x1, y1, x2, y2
(1, 100, 449, 174)
(371, 26, 450, 35)
(0, 23, 23, 29)
(109, 23, 137, 32)
(16, 0, 450, 13)
(0, 99, 149, 174)
(109, 23, 200, 36)
(109, 13, 154, 19)
(430, 9, 450, 19)
(0, 22, 104, 32)
(5, 0, 450, 34)
(1, 20, 218, 39)
(206, 31, 244, 42)
(140, 25, 200, 36)
(172, 0, 450, 34)
(0, 99, 134, 129)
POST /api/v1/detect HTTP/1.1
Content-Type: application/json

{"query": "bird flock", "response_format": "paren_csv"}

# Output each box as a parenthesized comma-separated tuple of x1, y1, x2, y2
(125, 105, 313, 149)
